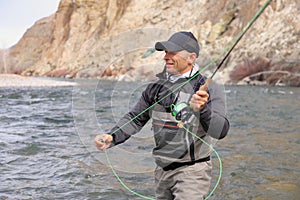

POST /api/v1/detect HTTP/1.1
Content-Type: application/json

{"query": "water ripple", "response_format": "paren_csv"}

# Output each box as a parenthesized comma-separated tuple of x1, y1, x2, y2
(0, 84, 299, 199)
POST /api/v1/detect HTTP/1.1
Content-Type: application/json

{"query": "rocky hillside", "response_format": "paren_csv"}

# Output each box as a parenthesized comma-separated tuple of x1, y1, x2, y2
(0, 0, 299, 86)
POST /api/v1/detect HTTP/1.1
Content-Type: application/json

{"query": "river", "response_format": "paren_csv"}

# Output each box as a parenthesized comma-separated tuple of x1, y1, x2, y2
(0, 79, 299, 199)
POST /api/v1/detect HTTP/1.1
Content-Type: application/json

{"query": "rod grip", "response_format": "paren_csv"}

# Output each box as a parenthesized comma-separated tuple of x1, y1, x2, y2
(200, 78, 212, 91)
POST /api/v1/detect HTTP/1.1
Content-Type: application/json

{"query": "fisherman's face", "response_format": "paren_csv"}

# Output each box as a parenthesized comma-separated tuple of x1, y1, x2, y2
(164, 50, 194, 75)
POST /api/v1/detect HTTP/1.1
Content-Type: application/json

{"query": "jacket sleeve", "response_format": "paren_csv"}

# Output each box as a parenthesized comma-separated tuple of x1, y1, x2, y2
(109, 84, 155, 145)
(197, 81, 230, 139)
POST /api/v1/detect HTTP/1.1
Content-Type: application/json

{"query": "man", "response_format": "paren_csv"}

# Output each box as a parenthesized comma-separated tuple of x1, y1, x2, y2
(94, 31, 230, 199)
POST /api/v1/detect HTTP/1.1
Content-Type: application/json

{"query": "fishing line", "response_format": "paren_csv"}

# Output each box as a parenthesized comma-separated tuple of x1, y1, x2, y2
(180, 125, 222, 200)
(101, 0, 271, 199)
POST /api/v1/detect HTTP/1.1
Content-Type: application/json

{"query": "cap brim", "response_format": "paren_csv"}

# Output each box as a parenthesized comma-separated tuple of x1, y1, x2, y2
(155, 41, 184, 52)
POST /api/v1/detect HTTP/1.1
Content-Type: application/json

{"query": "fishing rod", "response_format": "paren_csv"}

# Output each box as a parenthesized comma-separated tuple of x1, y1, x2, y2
(103, 0, 271, 199)
(202, 0, 271, 90)
(171, 0, 271, 121)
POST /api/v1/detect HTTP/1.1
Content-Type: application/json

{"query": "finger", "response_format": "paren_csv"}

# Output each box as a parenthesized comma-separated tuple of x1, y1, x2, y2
(191, 93, 203, 102)
(95, 141, 109, 151)
(189, 98, 208, 112)
(191, 94, 208, 105)
(95, 135, 108, 143)
(196, 90, 209, 98)
(103, 134, 113, 144)
(94, 136, 101, 145)
(189, 96, 202, 105)
(189, 100, 200, 111)
(95, 142, 104, 150)
(94, 135, 107, 150)
(192, 93, 201, 100)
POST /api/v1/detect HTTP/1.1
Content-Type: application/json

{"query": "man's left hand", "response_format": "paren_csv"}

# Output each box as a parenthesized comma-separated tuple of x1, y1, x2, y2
(189, 90, 209, 112)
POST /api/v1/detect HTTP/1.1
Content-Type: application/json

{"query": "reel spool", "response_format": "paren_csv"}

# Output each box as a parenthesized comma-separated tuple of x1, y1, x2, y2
(170, 102, 191, 121)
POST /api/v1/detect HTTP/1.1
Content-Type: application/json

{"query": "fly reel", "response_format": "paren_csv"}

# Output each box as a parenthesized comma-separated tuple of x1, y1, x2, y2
(170, 102, 191, 121)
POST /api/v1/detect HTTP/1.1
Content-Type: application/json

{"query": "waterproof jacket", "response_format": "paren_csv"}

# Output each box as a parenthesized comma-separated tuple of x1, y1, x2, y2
(109, 68, 229, 168)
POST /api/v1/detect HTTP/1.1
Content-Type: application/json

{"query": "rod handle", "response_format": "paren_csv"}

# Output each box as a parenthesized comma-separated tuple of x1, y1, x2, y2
(200, 78, 212, 91)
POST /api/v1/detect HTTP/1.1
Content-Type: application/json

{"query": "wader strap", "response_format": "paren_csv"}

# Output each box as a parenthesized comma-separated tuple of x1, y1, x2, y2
(162, 156, 210, 171)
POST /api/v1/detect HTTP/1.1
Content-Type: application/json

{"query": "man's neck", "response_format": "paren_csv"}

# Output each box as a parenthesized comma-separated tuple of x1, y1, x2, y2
(167, 64, 199, 82)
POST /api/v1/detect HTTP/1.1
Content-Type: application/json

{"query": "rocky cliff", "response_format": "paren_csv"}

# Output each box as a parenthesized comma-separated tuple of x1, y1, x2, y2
(0, 0, 299, 86)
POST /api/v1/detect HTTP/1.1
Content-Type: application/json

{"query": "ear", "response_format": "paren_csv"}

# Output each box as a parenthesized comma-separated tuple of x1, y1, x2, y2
(187, 53, 197, 64)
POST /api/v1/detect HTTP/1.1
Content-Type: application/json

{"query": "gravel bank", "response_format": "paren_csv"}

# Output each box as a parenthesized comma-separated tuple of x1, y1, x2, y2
(0, 74, 77, 88)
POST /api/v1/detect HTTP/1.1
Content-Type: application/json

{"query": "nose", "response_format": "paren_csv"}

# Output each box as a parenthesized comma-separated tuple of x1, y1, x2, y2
(164, 51, 171, 60)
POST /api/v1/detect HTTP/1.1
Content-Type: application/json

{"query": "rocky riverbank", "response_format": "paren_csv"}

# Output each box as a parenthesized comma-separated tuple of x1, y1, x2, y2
(0, 0, 299, 86)
(0, 74, 77, 88)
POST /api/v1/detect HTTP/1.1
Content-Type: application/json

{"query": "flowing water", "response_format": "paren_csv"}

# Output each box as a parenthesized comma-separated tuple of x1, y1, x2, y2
(0, 79, 299, 200)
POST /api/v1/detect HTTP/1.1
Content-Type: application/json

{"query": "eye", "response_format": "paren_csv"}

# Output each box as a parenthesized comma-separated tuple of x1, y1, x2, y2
(165, 51, 177, 56)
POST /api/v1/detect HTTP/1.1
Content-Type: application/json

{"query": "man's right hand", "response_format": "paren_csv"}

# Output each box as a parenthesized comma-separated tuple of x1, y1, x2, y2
(94, 134, 113, 151)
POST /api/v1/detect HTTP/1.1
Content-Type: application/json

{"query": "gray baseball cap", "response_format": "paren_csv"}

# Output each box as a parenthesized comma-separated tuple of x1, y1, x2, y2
(155, 31, 200, 57)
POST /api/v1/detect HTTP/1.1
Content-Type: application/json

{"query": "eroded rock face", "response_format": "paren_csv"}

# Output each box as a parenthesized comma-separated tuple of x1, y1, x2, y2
(0, 0, 299, 86)
(230, 57, 300, 86)
(230, 57, 272, 83)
